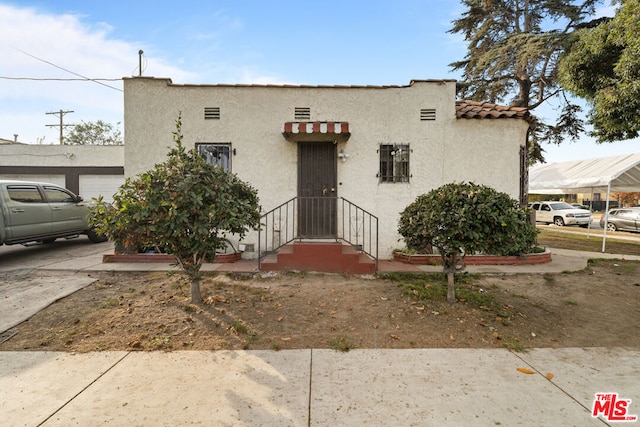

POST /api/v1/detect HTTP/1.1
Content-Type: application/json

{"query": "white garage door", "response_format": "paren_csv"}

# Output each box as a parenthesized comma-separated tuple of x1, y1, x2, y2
(79, 175, 124, 203)
(0, 174, 65, 187)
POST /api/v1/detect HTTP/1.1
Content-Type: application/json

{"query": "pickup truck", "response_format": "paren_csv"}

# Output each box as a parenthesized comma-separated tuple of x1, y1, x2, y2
(0, 180, 106, 246)
(530, 201, 592, 227)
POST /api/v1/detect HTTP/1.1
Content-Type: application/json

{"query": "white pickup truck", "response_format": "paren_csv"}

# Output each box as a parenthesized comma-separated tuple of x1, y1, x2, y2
(0, 180, 106, 246)
(530, 201, 592, 227)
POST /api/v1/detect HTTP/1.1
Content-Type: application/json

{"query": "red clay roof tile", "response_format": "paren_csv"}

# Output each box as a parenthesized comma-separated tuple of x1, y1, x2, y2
(456, 100, 535, 123)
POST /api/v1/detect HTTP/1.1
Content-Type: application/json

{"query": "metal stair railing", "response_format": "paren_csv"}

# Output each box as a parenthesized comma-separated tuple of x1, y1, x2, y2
(258, 197, 298, 268)
(258, 197, 378, 271)
(338, 197, 379, 271)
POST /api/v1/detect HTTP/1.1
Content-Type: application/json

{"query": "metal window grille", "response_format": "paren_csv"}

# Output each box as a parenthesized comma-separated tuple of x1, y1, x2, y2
(196, 143, 231, 172)
(519, 144, 527, 206)
(379, 144, 410, 183)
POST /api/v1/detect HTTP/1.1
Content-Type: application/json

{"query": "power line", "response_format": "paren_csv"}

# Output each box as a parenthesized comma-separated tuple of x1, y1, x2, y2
(0, 77, 122, 82)
(15, 48, 124, 92)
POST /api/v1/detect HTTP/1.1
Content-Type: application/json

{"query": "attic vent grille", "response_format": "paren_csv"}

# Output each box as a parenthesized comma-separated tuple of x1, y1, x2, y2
(204, 107, 220, 120)
(420, 109, 436, 121)
(295, 107, 311, 120)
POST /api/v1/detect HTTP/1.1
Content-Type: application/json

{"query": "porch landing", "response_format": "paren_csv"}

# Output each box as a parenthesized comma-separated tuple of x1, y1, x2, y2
(260, 242, 377, 275)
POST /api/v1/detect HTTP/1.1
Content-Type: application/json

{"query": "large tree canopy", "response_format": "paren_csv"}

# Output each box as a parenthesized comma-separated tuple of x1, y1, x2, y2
(559, 0, 640, 142)
(449, 0, 602, 163)
(64, 120, 123, 145)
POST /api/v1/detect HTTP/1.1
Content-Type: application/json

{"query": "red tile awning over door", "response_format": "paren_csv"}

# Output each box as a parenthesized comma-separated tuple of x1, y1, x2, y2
(282, 122, 350, 142)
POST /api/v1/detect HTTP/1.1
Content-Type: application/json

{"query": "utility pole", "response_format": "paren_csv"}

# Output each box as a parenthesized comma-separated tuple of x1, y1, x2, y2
(46, 109, 75, 145)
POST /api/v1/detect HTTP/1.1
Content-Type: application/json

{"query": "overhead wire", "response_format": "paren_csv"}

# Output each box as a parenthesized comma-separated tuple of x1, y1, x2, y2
(14, 48, 124, 92)
(0, 77, 122, 82)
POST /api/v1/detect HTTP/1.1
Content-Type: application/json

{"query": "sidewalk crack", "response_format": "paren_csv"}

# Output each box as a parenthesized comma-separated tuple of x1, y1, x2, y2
(510, 351, 610, 426)
(308, 348, 313, 427)
(37, 351, 133, 426)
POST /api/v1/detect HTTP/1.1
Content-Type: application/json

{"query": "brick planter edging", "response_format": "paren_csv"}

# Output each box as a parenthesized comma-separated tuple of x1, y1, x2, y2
(393, 249, 551, 266)
(102, 252, 242, 264)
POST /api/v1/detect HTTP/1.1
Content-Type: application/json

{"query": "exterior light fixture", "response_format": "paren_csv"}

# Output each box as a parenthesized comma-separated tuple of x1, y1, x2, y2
(338, 149, 350, 162)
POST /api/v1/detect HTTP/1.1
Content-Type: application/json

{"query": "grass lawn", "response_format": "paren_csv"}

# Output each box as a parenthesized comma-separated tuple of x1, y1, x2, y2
(537, 228, 640, 256)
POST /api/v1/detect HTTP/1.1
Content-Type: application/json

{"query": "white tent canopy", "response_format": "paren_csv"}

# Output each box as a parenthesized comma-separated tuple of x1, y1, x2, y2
(529, 153, 640, 194)
(529, 153, 640, 252)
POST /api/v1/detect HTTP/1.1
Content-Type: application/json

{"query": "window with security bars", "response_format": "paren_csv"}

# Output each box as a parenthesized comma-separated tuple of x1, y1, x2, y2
(379, 144, 410, 183)
(196, 143, 231, 172)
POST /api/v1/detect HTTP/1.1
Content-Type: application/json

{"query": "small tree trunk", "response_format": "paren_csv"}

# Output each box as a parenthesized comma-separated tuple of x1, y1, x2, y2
(447, 272, 456, 304)
(443, 252, 457, 304)
(177, 257, 204, 305)
(190, 278, 203, 305)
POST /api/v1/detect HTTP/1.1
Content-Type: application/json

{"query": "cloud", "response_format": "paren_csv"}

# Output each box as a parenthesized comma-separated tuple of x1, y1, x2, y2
(594, 2, 619, 18)
(0, 4, 195, 143)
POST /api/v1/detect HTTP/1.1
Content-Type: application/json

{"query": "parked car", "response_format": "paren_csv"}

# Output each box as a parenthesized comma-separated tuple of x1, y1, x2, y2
(529, 201, 592, 227)
(0, 180, 107, 246)
(599, 207, 640, 232)
(570, 203, 591, 210)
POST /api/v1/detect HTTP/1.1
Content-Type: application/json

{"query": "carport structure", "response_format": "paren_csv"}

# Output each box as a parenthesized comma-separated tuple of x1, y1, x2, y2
(529, 153, 640, 252)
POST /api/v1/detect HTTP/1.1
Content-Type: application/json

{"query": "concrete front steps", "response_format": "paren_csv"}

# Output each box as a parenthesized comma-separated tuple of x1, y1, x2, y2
(260, 241, 376, 274)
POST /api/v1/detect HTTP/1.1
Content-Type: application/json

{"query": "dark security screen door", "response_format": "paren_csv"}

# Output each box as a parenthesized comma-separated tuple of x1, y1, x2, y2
(298, 142, 337, 238)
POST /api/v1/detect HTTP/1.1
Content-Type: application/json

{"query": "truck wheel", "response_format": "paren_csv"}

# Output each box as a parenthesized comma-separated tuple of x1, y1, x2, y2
(553, 217, 565, 226)
(86, 229, 108, 243)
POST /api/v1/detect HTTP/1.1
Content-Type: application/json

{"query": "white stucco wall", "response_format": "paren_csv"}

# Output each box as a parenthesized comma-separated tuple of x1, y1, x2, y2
(448, 119, 527, 194)
(124, 77, 529, 258)
(0, 144, 124, 167)
(0, 144, 125, 201)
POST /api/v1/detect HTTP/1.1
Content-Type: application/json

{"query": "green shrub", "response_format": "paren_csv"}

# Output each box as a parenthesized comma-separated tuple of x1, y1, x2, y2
(398, 182, 538, 302)
(398, 182, 538, 259)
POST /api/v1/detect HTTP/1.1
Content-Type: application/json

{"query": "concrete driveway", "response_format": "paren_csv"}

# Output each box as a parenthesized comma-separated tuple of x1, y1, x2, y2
(0, 238, 111, 333)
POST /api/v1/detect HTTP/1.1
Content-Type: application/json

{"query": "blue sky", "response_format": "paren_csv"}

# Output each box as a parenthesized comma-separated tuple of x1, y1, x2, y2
(1, 0, 637, 164)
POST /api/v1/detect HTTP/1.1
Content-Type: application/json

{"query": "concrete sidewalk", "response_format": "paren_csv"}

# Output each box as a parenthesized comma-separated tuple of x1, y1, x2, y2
(2, 347, 638, 426)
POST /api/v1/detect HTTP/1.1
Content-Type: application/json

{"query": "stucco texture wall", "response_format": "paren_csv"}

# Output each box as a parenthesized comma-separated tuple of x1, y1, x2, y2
(0, 144, 124, 167)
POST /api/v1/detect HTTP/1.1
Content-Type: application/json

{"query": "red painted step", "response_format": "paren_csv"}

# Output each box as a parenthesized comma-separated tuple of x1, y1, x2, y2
(261, 242, 375, 274)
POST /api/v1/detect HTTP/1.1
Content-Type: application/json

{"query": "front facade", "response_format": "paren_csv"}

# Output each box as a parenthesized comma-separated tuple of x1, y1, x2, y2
(124, 77, 532, 260)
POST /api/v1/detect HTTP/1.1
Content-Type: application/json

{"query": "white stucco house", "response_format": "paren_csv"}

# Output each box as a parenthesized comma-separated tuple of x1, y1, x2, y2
(124, 76, 533, 272)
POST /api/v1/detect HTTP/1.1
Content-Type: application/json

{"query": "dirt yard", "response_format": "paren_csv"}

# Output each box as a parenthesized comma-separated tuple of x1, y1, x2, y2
(2, 259, 639, 352)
